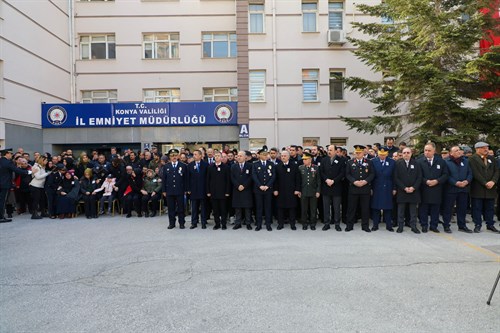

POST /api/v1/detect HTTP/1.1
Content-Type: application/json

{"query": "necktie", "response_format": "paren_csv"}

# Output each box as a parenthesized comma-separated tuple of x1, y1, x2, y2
(240, 164, 244, 171)
(196, 162, 199, 172)
(428, 159, 432, 167)
(331, 158, 334, 165)
(262, 162, 265, 167)
(483, 156, 488, 166)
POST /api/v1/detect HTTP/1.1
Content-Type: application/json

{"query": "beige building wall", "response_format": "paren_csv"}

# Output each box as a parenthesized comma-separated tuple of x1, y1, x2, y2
(0, 0, 71, 150)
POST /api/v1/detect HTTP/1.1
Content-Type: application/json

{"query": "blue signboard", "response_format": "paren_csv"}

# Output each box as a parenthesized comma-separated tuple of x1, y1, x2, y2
(41, 102, 237, 128)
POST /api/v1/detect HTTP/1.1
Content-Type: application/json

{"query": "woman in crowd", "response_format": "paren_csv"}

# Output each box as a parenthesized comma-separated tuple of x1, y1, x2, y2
(29, 155, 51, 219)
(75, 153, 93, 179)
(56, 170, 80, 219)
(80, 168, 99, 219)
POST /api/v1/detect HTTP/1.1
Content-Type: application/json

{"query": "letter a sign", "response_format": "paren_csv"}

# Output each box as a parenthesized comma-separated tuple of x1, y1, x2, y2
(239, 124, 249, 138)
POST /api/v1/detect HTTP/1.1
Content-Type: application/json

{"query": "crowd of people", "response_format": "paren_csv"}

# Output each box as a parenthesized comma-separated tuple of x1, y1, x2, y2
(0, 137, 499, 234)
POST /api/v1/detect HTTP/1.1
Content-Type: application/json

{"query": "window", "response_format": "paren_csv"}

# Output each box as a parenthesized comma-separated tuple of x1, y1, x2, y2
(143, 89, 180, 103)
(302, 2, 318, 32)
(328, 1, 344, 30)
(202, 33, 237, 58)
(249, 71, 266, 102)
(80, 35, 116, 60)
(249, 3, 265, 33)
(250, 138, 266, 151)
(330, 137, 347, 147)
(303, 137, 319, 148)
(81, 90, 117, 103)
(143, 33, 179, 59)
(203, 88, 238, 102)
(329, 70, 344, 100)
(302, 69, 319, 102)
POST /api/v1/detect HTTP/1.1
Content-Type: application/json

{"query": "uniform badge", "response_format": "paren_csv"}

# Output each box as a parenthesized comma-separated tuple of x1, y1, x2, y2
(246, 170, 249, 174)
(410, 165, 414, 169)
(287, 168, 290, 173)
(153, 179, 157, 182)
(334, 160, 338, 164)
(194, 166, 197, 170)
(363, 163, 368, 167)
(488, 159, 492, 164)
(437, 165, 440, 169)
(92, 180, 95, 184)
(386, 162, 389, 166)
(258, 167, 261, 170)
(217, 167, 221, 171)
(268, 165, 272, 169)
(460, 162, 464, 166)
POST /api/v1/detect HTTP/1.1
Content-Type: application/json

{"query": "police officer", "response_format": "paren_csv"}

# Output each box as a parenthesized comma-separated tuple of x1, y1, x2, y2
(345, 145, 375, 232)
(162, 149, 188, 229)
(252, 148, 276, 231)
(370, 146, 396, 231)
(273, 150, 300, 230)
(298, 152, 321, 230)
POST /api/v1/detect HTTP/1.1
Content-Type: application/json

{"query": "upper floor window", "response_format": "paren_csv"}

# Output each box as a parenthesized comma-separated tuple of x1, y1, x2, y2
(328, 1, 344, 30)
(249, 3, 265, 33)
(202, 33, 237, 58)
(302, 1, 318, 32)
(329, 70, 344, 100)
(80, 35, 115, 60)
(143, 33, 179, 59)
(143, 89, 180, 102)
(249, 70, 266, 102)
(81, 90, 117, 103)
(302, 69, 319, 102)
(203, 88, 238, 102)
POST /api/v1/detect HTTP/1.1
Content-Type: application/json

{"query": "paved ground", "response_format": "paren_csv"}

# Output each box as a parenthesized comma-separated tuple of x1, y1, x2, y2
(0, 213, 499, 333)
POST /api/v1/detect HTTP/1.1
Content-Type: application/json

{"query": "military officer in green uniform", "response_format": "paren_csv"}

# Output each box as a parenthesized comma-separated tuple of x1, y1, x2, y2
(298, 153, 321, 230)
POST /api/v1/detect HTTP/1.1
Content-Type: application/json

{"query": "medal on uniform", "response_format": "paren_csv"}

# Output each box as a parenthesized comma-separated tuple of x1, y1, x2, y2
(460, 162, 464, 166)
(258, 167, 261, 170)
(287, 168, 290, 172)
(410, 165, 414, 169)
(217, 167, 220, 171)
(385, 162, 389, 166)
(246, 170, 249, 174)
(334, 160, 338, 164)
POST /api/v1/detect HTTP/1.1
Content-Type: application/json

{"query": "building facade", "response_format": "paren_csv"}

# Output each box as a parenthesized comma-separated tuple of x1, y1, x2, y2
(1, 0, 389, 155)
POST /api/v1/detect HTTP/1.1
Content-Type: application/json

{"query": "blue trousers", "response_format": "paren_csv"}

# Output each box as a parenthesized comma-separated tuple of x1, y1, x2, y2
(442, 192, 468, 228)
(255, 191, 273, 227)
(190, 198, 207, 226)
(419, 203, 440, 228)
(471, 198, 495, 227)
(166, 194, 185, 227)
(372, 209, 393, 228)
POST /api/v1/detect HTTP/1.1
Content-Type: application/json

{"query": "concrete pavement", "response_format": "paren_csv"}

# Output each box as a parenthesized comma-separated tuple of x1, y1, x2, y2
(1, 214, 499, 333)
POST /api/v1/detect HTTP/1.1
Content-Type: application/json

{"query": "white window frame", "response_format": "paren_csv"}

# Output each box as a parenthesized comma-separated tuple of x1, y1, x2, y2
(328, 1, 344, 30)
(329, 69, 345, 101)
(80, 34, 116, 60)
(143, 89, 180, 103)
(302, 69, 319, 102)
(302, 1, 318, 33)
(249, 70, 266, 102)
(143, 33, 179, 59)
(81, 90, 117, 103)
(249, 3, 265, 33)
(203, 88, 238, 102)
(202, 33, 237, 58)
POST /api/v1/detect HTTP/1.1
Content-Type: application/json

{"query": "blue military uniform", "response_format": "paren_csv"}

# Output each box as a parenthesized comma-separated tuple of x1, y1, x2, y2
(162, 149, 188, 229)
(252, 150, 276, 230)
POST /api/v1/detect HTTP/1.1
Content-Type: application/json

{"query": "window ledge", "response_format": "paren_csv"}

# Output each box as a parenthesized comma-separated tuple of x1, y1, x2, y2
(249, 32, 266, 35)
(250, 101, 266, 103)
(302, 31, 320, 34)
(329, 100, 347, 103)
(303, 100, 321, 103)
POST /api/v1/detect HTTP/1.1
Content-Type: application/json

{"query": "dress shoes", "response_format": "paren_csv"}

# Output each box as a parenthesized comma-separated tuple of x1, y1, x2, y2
(149, 211, 156, 218)
(266, 226, 272, 231)
(322, 224, 330, 231)
(397, 226, 404, 233)
(422, 226, 428, 233)
(233, 224, 241, 230)
(167, 225, 175, 229)
(302, 225, 308, 230)
(277, 225, 284, 230)
(458, 226, 473, 233)
(411, 227, 421, 234)
(362, 227, 371, 233)
(386, 227, 394, 232)
(473, 226, 481, 233)
(213, 225, 221, 230)
(0, 218, 13, 223)
(137, 213, 143, 218)
(371, 226, 379, 231)
(429, 227, 440, 233)
(290, 225, 297, 230)
(345, 225, 353, 232)
(335, 225, 342, 232)
(221, 225, 227, 230)
(443, 226, 452, 234)
(190, 225, 197, 229)
(31, 215, 43, 220)
(201, 225, 207, 229)
(486, 225, 500, 233)
(246, 224, 253, 230)
(310, 225, 316, 230)
(179, 225, 185, 229)
(126, 213, 132, 218)
(255, 226, 262, 231)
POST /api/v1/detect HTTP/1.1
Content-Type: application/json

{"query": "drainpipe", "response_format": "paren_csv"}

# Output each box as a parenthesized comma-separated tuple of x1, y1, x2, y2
(272, 0, 278, 147)
(68, 0, 76, 103)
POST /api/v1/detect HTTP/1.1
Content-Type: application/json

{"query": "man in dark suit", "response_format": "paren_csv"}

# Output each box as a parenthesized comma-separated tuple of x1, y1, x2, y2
(394, 147, 422, 233)
(418, 143, 449, 233)
(207, 151, 231, 230)
(162, 149, 188, 229)
(252, 148, 276, 231)
(319, 145, 345, 231)
(0, 148, 32, 223)
(187, 150, 208, 229)
(231, 151, 254, 230)
(345, 145, 375, 232)
(273, 150, 300, 230)
(370, 146, 396, 231)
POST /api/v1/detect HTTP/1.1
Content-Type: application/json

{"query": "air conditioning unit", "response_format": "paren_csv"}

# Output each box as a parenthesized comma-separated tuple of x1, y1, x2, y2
(328, 30, 347, 45)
